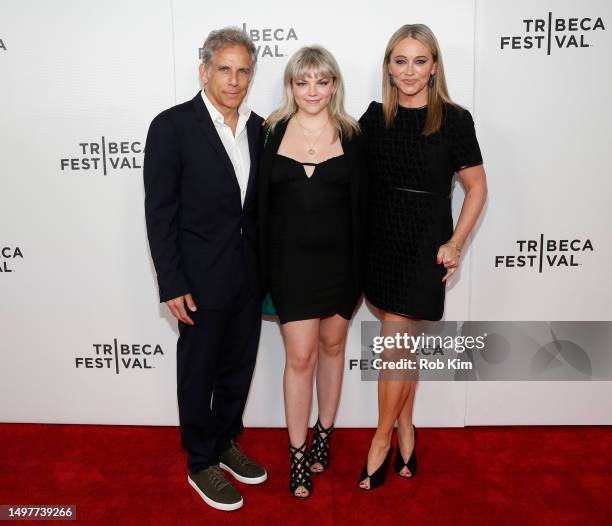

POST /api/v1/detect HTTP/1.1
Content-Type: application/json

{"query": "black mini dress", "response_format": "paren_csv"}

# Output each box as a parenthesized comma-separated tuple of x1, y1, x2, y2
(359, 101, 483, 320)
(265, 153, 356, 324)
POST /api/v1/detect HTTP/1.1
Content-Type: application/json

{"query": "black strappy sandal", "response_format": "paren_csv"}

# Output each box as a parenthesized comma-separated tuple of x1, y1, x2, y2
(309, 418, 334, 473)
(289, 440, 312, 498)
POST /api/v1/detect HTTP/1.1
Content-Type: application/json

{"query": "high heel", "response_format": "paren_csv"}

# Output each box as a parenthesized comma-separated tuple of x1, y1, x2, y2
(309, 417, 334, 473)
(358, 446, 393, 490)
(395, 424, 417, 477)
(289, 440, 312, 498)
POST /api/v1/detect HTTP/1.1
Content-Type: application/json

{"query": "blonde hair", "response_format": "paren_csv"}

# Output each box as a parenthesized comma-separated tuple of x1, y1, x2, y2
(382, 24, 458, 135)
(267, 46, 359, 139)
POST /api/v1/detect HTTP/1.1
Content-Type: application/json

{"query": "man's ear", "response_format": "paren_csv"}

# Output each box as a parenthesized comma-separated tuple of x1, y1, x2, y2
(199, 63, 208, 85)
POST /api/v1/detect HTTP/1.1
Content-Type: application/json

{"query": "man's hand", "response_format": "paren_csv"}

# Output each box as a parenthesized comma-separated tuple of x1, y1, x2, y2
(165, 293, 197, 325)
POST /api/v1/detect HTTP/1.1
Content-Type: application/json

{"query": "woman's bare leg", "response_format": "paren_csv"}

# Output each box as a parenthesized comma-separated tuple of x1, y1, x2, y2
(359, 311, 418, 489)
(397, 379, 418, 477)
(281, 318, 319, 497)
(311, 314, 350, 472)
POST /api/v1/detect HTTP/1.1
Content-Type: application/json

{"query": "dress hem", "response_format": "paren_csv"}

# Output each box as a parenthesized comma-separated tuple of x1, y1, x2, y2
(364, 294, 443, 322)
(278, 310, 353, 325)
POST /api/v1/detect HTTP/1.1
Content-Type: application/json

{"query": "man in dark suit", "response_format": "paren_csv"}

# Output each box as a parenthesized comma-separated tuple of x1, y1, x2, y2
(144, 27, 266, 512)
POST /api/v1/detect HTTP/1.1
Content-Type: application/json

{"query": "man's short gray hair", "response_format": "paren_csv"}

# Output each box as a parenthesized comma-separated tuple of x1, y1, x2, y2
(201, 26, 257, 72)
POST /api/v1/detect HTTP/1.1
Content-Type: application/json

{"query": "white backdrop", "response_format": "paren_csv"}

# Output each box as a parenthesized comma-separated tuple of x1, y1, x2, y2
(0, 0, 610, 426)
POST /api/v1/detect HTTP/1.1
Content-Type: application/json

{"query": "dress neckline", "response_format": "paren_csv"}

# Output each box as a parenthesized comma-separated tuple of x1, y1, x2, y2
(275, 152, 346, 179)
(275, 153, 345, 166)
(398, 104, 427, 111)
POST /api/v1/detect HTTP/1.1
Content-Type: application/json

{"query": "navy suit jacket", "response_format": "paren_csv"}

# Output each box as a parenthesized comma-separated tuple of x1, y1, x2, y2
(144, 92, 264, 307)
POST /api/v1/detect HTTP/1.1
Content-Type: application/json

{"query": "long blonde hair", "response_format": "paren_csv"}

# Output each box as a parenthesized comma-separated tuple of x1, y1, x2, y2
(382, 24, 458, 135)
(267, 46, 359, 139)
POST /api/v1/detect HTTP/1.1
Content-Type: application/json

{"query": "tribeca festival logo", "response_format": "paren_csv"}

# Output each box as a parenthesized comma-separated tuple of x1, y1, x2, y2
(75, 339, 164, 374)
(0, 246, 23, 272)
(60, 137, 143, 175)
(495, 235, 594, 272)
(198, 24, 298, 60)
(500, 13, 605, 54)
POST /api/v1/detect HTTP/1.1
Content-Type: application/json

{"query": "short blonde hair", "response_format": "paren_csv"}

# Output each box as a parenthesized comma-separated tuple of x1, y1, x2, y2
(267, 46, 359, 139)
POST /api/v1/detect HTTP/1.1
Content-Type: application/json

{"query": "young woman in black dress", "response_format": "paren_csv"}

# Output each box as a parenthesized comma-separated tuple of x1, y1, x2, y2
(259, 46, 365, 498)
(357, 24, 488, 489)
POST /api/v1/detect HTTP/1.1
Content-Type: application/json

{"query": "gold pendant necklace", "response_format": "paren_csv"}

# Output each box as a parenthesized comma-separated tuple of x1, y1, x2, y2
(295, 114, 329, 156)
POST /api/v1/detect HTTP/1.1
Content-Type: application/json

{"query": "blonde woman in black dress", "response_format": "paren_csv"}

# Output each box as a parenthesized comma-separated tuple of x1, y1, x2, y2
(259, 46, 366, 498)
(358, 24, 488, 489)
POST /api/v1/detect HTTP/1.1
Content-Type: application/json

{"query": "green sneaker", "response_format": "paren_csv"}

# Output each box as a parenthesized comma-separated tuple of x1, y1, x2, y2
(219, 440, 268, 484)
(188, 466, 243, 511)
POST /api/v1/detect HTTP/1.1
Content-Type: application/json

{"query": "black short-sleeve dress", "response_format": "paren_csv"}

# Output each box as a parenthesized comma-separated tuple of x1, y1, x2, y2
(359, 101, 483, 320)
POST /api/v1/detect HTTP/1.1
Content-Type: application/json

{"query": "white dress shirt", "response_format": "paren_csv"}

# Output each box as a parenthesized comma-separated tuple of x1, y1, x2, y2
(201, 90, 251, 207)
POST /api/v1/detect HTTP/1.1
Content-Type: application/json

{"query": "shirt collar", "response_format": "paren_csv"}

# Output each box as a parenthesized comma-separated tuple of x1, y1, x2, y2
(201, 89, 251, 127)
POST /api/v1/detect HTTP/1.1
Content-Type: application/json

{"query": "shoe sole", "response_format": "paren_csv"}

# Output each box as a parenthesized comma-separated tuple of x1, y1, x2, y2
(219, 463, 268, 485)
(187, 475, 243, 511)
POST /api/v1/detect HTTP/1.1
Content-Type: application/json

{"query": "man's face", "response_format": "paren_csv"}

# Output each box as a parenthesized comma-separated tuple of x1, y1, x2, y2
(199, 44, 253, 113)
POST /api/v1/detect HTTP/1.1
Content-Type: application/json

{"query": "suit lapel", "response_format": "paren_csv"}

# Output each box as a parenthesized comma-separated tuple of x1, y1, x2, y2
(192, 92, 237, 182)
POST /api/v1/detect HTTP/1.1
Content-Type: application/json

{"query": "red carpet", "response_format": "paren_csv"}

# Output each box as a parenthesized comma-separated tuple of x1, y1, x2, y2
(0, 424, 610, 525)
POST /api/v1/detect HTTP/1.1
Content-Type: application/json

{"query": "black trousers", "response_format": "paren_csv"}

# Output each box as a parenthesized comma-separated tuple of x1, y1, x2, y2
(176, 266, 262, 474)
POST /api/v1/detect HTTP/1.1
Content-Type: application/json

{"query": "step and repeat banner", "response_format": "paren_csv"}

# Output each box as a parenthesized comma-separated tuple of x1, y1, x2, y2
(1, 0, 610, 426)
(467, 0, 612, 424)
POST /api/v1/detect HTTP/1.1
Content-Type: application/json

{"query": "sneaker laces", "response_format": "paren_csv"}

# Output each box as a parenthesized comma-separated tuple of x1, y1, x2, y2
(228, 442, 254, 467)
(208, 466, 230, 492)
